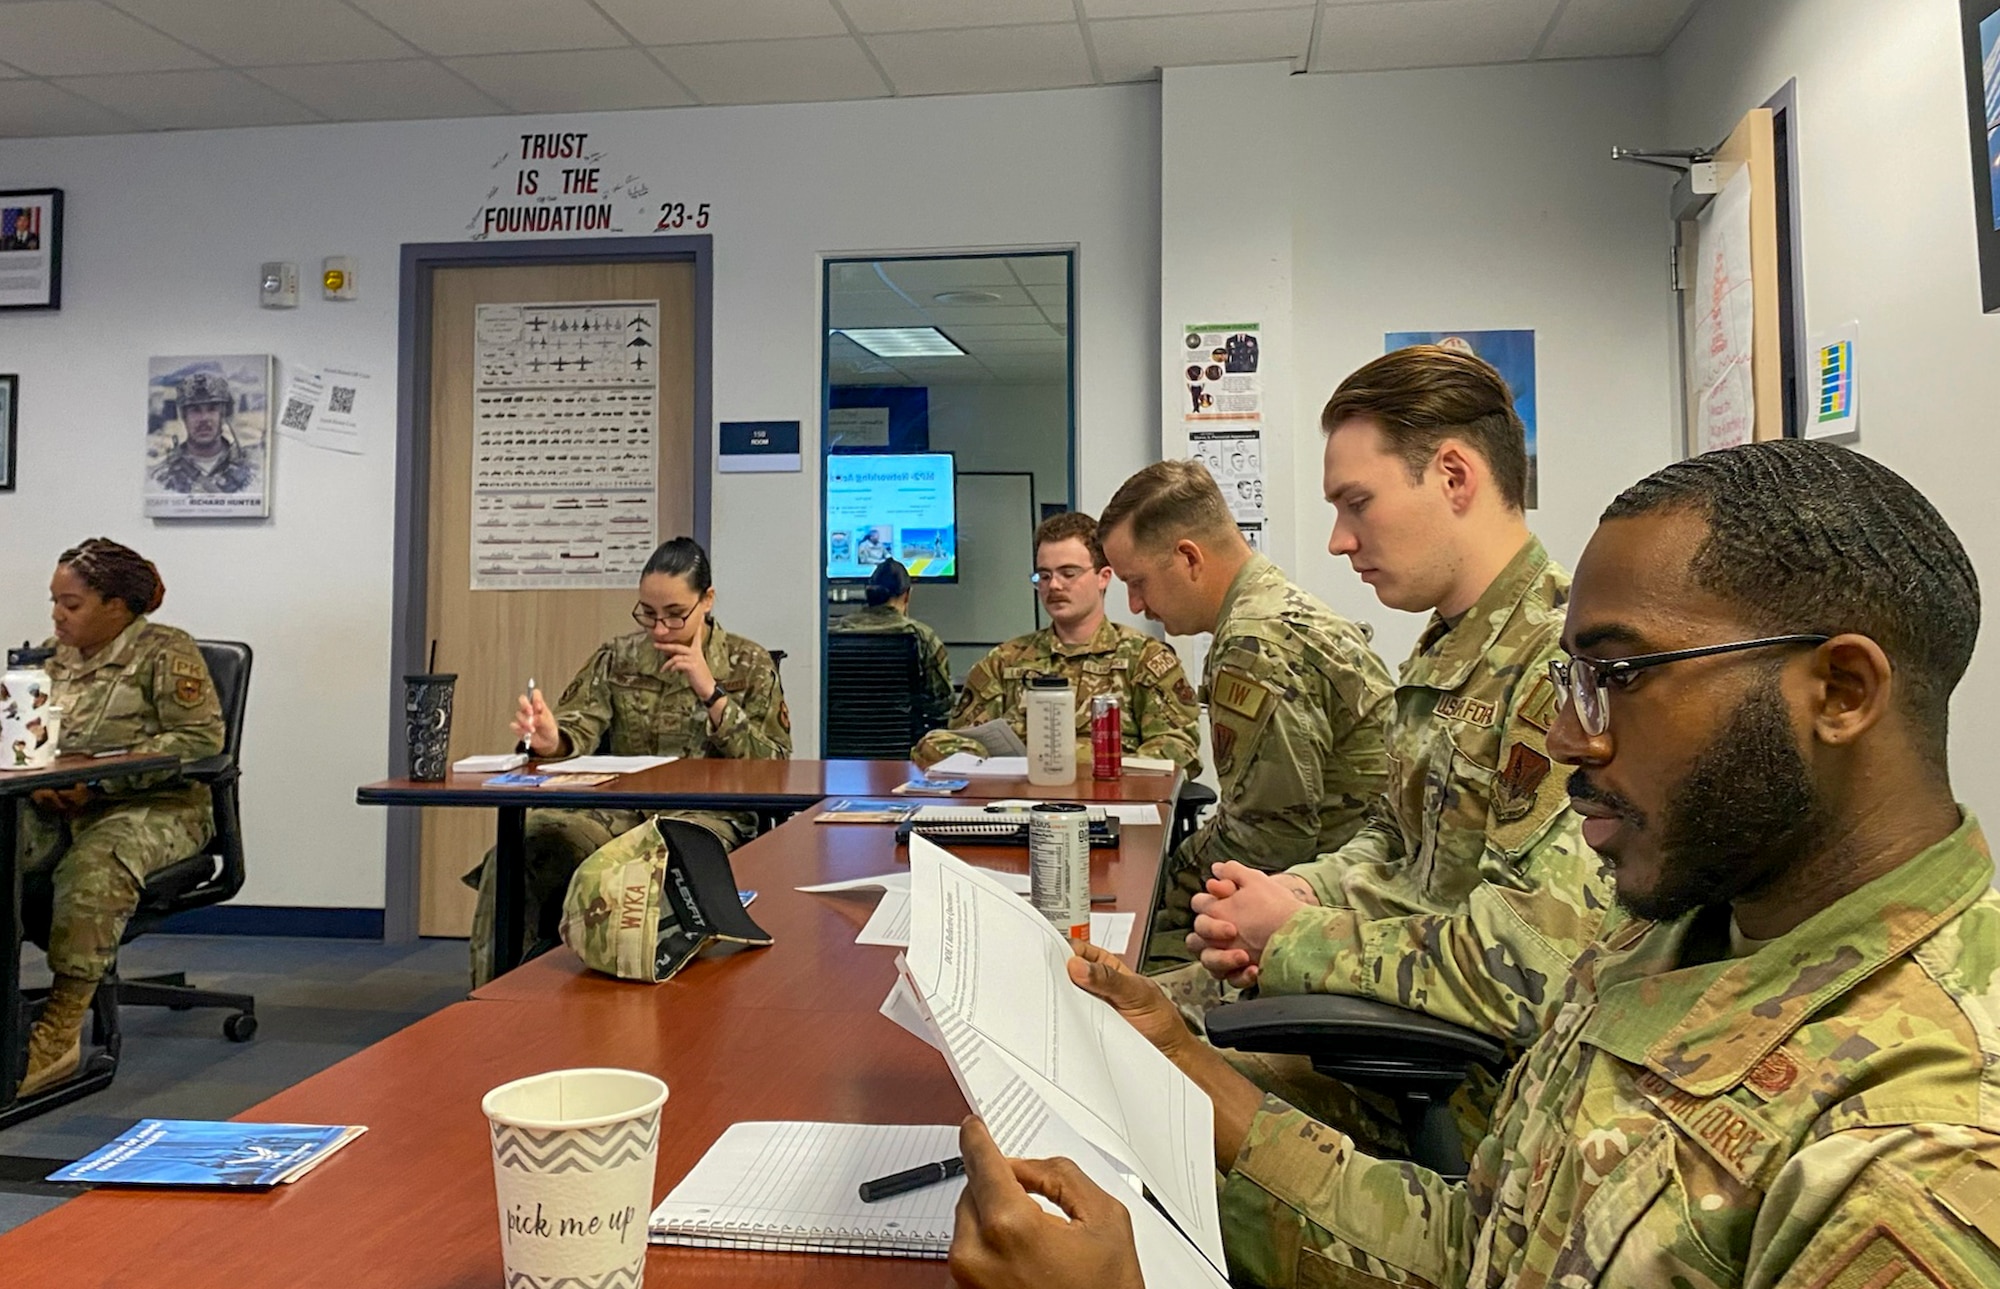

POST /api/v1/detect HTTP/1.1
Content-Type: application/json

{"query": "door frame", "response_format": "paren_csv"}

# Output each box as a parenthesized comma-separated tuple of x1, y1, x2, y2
(384, 235, 713, 942)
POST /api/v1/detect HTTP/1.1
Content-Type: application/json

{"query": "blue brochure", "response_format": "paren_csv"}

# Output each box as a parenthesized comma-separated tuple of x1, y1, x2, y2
(48, 1119, 365, 1188)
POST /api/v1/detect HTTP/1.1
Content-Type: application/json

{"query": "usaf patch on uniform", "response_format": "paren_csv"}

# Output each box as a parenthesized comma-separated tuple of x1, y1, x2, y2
(1493, 742, 1551, 822)
(168, 656, 207, 707)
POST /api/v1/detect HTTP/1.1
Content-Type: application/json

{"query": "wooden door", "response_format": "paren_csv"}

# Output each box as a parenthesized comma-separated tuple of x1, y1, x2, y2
(1678, 107, 1784, 454)
(419, 261, 696, 936)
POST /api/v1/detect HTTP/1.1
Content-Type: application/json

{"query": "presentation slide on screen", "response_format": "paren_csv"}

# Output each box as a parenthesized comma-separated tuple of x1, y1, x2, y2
(827, 453, 957, 580)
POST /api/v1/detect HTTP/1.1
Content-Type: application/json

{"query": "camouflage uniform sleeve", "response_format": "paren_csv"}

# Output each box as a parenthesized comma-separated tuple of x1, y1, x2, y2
(1219, 1096, 1469, 1289)
(102, 635, 227, 797)
(1131, 638, 1202, 775)
(1175, 643, 1338, 877)
(552, 645, 617, 760)
(1259, 686, 1602, 1048)
(708, 651, 791, 760)
(1289, 807, 1405, 907)
(1760, 1127, 2000, 1289)
(913, 649, 1005, 766)
(913, 622, 955, 727)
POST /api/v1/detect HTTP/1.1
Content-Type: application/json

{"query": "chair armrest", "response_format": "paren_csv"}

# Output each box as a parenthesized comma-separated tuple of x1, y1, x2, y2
(1205, 994, 1508, 1075)
(181, 754, 238, 784)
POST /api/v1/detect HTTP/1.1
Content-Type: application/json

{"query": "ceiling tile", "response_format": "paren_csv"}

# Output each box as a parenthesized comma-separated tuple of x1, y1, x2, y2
(1311, 0, 1562, 72)
(1008, 255, 1070, 285)
(922, 304, 1049, 326)
(1083, 0, 1306, 16)
(945, 323, 1064, 341)
(446, 49, 692, 112)
(1090, 8, 1312, 82)
(866, 24, 1092, 96)
(0, 79, 136, 135)
(594, 0, 846, 44)
(1539, 0, 1702, 59)
(109, 0, 417, 65)
(58, 68, 321, 128)
(652, 36, 886, 105)
(830, 303, 934, 327)
(1, 1, 213, 76)
(245, 59, 504, 121)
(840, 0, 1076, 33)
(1027, 283, 1068, 309)
(877, 258, 1022, 292)
(0, 62, 24, 78)
(348, 0, 627, 57)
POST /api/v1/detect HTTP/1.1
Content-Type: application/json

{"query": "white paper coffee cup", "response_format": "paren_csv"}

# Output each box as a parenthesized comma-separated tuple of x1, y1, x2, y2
(483, 1067, 668, 1288)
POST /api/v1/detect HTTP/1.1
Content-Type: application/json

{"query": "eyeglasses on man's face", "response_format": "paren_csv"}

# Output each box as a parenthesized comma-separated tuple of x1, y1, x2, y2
(1030, 565, 1095, 588)
(1548, 633, 1830, 737)
(633, 602, 700, 630)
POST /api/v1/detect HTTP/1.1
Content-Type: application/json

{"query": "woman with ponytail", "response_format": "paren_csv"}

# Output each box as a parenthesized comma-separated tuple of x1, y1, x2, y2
(17, 538, 224, 1097)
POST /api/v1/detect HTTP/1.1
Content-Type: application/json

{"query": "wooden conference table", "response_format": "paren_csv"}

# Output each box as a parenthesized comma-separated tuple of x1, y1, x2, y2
(0, 763, 1182, 1286)
(0, 752, 179, 1119)
(356, 756, 1178, 978)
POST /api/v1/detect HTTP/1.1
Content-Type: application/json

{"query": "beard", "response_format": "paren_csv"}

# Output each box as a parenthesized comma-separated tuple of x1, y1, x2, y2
(1624, 677, 1828, 923)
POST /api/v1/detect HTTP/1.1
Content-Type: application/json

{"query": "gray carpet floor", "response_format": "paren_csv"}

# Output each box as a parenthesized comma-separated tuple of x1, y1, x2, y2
(0, 935, 468, 1236)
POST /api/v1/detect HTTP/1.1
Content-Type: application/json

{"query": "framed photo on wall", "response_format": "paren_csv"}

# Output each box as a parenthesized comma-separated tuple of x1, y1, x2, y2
(0, 189, 63, 311)
(0, 375, 16, 491)
(1962, 0, 2000, 312)
(144, 355, 275, 519)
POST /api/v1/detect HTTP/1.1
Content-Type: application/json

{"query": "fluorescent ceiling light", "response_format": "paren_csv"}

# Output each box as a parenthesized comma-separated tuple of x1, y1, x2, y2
(834, 327, 965, 358)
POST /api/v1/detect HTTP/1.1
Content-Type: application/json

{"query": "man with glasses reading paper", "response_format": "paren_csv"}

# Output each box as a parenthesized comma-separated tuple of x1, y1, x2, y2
(913, 511, 1202, 776)
(464, 537, 791, 986)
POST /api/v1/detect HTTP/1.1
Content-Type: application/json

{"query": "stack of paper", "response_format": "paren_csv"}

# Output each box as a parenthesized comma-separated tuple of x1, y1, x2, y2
(885, 838, 1232, 1287)
(452, 753, 527, 774)
(542, 754, 678, 774)
(924, 752, 1029, 779)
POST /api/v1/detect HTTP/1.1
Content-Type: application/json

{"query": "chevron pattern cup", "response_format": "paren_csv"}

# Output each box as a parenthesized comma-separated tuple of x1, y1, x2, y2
(482, 1068, 669, 1287)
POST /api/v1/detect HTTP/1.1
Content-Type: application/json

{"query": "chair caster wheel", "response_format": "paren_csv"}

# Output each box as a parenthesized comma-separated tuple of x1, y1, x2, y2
(223, 1013, 258, 1042)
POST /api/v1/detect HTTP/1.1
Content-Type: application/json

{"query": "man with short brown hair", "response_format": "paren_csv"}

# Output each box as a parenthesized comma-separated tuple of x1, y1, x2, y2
(913, 511, 1201, 774)
(1096, 460, 1392, 966)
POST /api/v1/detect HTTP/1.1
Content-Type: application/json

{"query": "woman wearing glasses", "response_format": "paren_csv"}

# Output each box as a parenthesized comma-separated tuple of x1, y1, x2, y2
(465, 536, 790, 986)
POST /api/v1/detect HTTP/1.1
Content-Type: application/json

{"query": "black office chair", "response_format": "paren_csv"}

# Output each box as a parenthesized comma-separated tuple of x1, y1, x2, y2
(823, 632, 931, 758)
(1170, 780, 1216, 853)
(1204, 994, 1507, 1180)
(105, 640, 258, 1041)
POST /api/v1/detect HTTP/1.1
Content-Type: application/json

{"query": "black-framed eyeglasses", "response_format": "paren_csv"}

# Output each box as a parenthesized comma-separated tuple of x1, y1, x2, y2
(1030, 565, 1094, 587)
(633, 603, 697, 630)
(1548, 634, 1830, 737)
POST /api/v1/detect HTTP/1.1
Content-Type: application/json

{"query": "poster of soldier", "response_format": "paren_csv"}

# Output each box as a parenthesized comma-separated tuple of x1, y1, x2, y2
(144, 354, 275, 518)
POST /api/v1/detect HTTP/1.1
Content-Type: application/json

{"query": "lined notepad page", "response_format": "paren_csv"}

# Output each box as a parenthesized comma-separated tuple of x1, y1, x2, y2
(649, 1121, 962, 1258)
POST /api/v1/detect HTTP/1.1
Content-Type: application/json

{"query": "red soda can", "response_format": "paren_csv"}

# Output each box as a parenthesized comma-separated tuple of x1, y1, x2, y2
(1091, 694, 1122, 780)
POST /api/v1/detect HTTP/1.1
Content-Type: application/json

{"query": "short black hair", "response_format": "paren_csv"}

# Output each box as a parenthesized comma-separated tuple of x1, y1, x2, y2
(642, 537, 712, 595)
(866, 558, 912, 606)
(1603, 441, 1978, 772)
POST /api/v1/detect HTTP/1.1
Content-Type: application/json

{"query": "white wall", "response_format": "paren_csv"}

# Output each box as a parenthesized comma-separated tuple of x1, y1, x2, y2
(1663, 0, 2000, 821)
(1161, 59, 1677, 673)
(0, 85, 1162, 909)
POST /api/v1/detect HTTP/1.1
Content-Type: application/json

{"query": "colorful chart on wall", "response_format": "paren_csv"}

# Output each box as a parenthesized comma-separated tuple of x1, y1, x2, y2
(470, 299, 659, 590)
(1384, 329, 1538, 509)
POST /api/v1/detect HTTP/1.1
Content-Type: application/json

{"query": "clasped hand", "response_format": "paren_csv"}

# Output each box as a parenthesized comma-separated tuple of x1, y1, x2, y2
(1187, 861, 1321, 989)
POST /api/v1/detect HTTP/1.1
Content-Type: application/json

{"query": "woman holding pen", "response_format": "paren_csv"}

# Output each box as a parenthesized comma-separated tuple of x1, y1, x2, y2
(463, 537, 791, 987)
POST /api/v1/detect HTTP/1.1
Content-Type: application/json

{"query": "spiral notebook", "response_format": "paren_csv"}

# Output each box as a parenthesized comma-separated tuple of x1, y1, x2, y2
(650, 1121, 962, 1259)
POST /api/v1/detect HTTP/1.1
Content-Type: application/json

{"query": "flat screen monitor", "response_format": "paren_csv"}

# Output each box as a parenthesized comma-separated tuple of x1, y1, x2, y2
(826, 452, 957, 582)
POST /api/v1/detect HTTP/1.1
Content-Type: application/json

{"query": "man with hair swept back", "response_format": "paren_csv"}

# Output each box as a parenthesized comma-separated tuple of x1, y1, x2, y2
(1170, 345, 1602, 1161)
(949, 439, 2000, 1289)
(1096, 460, 1393, 967)
(913, 510, 1202, 776)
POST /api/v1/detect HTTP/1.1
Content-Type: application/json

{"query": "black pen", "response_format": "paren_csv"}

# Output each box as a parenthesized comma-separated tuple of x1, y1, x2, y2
(858, 1155, 965, 1203)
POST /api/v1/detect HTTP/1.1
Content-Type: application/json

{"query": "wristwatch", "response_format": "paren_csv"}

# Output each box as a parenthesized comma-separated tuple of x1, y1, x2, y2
(702, 682, 729, 708)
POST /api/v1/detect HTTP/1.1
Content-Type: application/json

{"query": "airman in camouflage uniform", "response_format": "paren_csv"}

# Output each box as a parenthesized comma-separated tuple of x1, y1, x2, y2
(912, 618, 1202, 775)
(828, 602, 954, 728)
(1219, 816, 2000, 1289)
(466, 618, 790, 986)
(151, 371, 256, 495)
(1171, 538, 1605, 1154)
(18, 616, 223, 1094)
(1146, 554, 1393, 965)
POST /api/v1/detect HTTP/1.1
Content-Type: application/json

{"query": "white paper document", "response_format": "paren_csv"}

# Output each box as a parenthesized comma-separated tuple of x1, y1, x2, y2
(926, 753, 1030, 779)
(961, 800, 1158, 826)
(452, 752, 528, 773)
(899, 837, 1228, 1278)
(542, 754, 678, 774)
(797, 870, 1031, 896)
